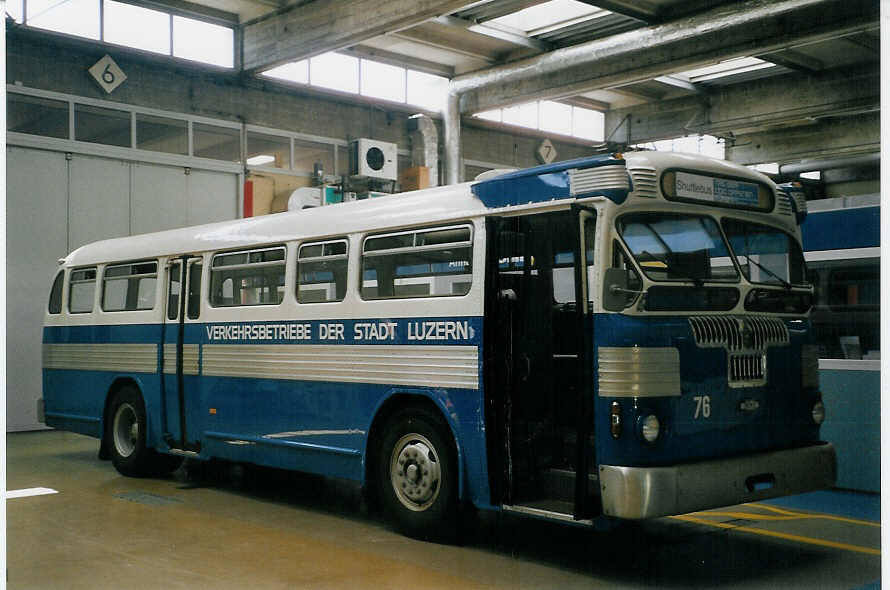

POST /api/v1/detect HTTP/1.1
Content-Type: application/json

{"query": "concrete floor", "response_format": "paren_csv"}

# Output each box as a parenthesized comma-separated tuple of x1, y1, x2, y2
(7, 431, 881, 589)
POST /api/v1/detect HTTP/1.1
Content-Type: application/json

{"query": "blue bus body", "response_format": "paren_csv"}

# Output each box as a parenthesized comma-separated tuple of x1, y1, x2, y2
(42, 152, 836, 534)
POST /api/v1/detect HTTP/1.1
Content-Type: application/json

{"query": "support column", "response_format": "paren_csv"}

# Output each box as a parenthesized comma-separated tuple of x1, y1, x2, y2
(444, 92, 462, 185)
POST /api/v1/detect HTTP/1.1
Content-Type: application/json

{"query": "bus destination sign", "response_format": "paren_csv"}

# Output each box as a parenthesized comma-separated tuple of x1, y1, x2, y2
(674, 171, 760, 207)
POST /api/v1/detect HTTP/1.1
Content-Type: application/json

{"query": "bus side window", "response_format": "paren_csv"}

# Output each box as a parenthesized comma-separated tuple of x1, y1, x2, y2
(167, 262, 181, 320)
(808, 257, 880, 360)
(210, 246, 286, 307)
(361, 225, 473, 300)
(297, 239, 348, 303)
(187, 263, 202, 319)
(48, 271, 64, 314)
(102, 261, 158, 312)
(69, 267, 97, 313)
(551, 213, 596, 304)
(612, 240, 642, 305)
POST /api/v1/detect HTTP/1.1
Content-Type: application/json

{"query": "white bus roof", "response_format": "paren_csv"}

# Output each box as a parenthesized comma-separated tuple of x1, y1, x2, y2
(62, 183, 485, 267)
(62, 151, 776, 268)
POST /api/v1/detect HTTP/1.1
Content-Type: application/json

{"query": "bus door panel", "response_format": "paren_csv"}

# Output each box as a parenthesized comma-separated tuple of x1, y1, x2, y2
(486, 209, 596, 517)
(161, 257, 203, 452)
(161, 260, 182, 445)
(571, 207, 596, 518)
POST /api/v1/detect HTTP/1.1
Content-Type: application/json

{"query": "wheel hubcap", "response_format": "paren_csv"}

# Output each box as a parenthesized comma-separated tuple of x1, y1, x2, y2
(112, 403, 138, 458)
(390, 433, 441, 512)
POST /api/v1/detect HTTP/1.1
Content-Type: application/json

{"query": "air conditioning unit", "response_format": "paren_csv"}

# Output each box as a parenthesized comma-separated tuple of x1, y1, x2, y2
(349, 138, 397, 181)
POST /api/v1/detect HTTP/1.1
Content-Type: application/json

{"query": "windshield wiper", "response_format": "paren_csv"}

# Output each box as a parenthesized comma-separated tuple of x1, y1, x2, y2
(740, 254, 792, 290)
(640, 250, 704, 287)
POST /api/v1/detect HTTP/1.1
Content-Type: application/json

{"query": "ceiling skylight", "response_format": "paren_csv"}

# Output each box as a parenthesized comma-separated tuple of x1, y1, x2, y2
(488, 0, 604, 34)
(678, 57, 774, 83)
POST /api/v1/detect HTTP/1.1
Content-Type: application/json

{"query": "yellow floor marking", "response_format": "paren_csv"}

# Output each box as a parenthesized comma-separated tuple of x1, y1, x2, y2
(745, 502, 808, 517)
(670, 514, 881, 556)
(691, 506, 881, 527)
(689, 510, 811, 522)
(744, 502, 881, 528)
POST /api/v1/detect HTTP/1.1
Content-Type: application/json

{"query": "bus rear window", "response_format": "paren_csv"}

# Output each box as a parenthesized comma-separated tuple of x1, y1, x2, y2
(102, 261, 158, 312)
(210, 246, 286, 307)
(69, 267, 97, 313)
(361, 225, 472, 299)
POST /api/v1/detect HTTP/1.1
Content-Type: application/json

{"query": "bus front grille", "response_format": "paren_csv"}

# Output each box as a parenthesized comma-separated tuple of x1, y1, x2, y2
(728, 353, 766, 386)
(689, 316, 789, 351)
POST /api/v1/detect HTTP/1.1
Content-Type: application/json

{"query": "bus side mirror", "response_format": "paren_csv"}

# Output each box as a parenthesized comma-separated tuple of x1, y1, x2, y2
(603, 268, 631, 311)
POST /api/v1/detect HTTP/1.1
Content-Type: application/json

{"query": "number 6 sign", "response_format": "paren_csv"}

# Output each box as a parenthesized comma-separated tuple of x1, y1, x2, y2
(88, 55, 127, 94)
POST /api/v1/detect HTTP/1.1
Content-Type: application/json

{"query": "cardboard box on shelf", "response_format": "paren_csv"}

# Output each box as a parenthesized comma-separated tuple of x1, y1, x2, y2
(399, 166, 430, 191)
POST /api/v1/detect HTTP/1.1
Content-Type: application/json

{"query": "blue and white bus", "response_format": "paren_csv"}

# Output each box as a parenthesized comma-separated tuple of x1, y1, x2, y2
(41, 151, 835, 539)
(796, 189, 879, 493)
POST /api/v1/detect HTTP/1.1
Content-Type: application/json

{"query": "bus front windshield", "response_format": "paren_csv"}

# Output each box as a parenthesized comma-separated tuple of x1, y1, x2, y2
(722, 218, 807, 287)
(617, 213, 738, 284)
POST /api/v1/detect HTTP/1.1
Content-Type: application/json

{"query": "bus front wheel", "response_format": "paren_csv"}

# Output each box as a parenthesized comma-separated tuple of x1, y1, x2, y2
(377, 407, 459, 542)
(106, 386, 179, 477)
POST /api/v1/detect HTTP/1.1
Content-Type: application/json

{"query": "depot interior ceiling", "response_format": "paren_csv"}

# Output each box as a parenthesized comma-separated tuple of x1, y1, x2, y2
(36, 0, 885, 156)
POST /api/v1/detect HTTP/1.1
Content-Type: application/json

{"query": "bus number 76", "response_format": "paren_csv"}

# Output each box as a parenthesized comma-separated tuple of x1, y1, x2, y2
(694, 395, 711, 419)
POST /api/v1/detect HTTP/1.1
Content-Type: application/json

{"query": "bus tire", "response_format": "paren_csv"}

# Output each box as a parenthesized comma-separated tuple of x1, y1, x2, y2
(106, 386, 180, 477)
(377, 407, 459, 542)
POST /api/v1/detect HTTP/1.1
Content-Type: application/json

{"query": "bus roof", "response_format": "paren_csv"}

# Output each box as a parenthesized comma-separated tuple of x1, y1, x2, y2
(63, 182, 485, 267)
(471, 151, 775, 208)
(62, 150, 777, 267)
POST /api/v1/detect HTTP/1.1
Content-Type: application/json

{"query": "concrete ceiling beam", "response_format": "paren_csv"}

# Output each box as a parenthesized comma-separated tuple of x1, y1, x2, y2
(726, 111, 879, 164)
(344, 45, 456, 78)
(580, 0, 658, 23)
(452, 0, 879, 114)
(758, 48, 825, 72)
(602, 64, 879, 145)
(241, 0, 478, 74)
(605, 67, 880, 144)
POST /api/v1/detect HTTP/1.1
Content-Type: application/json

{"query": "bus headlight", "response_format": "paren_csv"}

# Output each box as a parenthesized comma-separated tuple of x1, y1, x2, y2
(640, 414, 660, 443)
(812, 399, 826, 425)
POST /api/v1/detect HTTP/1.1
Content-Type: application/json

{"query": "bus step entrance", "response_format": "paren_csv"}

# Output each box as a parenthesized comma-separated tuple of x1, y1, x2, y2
(540, 468, 598, 502)
(502, 501, 595, 525)
(509, 468, 600, 520)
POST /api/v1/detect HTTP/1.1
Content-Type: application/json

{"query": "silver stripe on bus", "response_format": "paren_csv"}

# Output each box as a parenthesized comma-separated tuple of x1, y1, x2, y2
(202, 344, 480, 390)
(597, 347, 680, 397)
(162, 344, 200, 375)
(42, 343, 157, 373)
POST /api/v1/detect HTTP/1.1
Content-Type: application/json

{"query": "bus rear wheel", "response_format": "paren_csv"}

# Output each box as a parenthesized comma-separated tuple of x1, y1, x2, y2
(106, 386, 180, 477)
(377, 407, 459, 542)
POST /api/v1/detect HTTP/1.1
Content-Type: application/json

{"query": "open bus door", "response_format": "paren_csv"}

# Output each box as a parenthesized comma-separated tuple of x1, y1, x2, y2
(161, 256, 203, 453)
(486, 208, 598, 521)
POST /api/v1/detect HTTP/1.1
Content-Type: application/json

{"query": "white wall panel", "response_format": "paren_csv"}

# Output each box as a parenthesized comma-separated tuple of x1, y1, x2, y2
(7, 147, 69, 431)
(131, 163, 187, 235)
(7, 150, 238, 432)
(69, 154, 130, 250)
(187, 170, 237, 226)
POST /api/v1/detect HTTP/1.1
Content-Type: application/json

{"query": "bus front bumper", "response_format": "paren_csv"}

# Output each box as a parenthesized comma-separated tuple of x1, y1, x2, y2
(599, 443, 836, 520)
